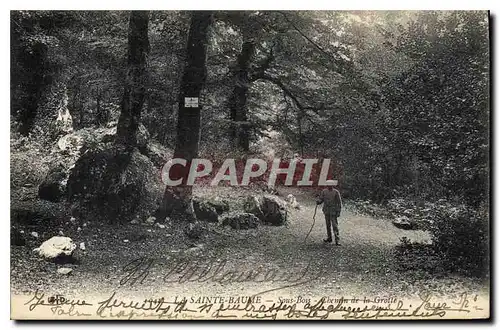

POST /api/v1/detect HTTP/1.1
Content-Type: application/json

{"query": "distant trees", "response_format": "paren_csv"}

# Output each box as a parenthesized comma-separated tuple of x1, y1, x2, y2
(11, 11, 129, 137)
(382, 11, 489, 206)
(11, 11, 76, 137)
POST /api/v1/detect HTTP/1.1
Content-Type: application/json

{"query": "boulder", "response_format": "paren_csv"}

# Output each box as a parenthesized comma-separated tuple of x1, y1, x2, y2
(244, 195, 288, 226)
(193, 199, 219, 223)
(260, 195, 288, 226)
(392, 216, 418, 230)
(38, 163, 67, 202)
(221, 213, 260, 230)
(244, 196, 265, 219)
(67, 146, 163, 224)
(33, 236, 76, 262)
(185, 222, 204, 239)
(206, 197, 230, 215)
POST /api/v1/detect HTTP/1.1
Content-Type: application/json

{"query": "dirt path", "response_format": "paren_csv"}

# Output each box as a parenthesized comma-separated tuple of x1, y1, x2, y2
(11, 188, 488, 307)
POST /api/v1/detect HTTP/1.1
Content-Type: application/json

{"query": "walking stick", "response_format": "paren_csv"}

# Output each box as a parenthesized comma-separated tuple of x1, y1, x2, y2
(304, 204, 318, 243)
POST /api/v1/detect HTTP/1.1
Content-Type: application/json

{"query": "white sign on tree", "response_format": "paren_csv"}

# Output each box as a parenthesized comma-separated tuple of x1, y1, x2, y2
(184, 97, 199, 108)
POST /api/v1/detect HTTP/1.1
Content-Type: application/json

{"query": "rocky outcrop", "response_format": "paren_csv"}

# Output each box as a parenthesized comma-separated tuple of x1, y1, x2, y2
(206, 197, 230, 215)
(260, 195, 288, 226)
(193, 198, 219, 223)
(392, 216, 418, 230)
(244, 194, 288, 226)
(67, 146, 163, 224)
(38, 163, 67, 202)
(244, 195, 264, 219)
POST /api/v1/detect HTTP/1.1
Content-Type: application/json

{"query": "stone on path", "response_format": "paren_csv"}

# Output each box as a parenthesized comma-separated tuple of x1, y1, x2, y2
(392, 216, 417, 230)
(57, 267, 73, 275)
(193, 198, 219, 223)
(34, 236, 76, 261)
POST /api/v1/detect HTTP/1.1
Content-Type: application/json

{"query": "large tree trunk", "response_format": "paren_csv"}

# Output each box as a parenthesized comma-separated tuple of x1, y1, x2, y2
(116, 11, 150, 148)
(159, 11, 213, 219)
(229, 36, 256, 152)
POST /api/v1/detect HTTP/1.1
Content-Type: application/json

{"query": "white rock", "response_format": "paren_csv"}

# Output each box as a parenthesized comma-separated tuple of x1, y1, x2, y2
(33, 236, 76, 260)
(31, 232, 39, 238)
(130, 219, 139, 225)
(123, 239, 129, 243)
(70, 217, 76, 224)
(77, 227, 82, 231)
(57, 267, 73, 275)
(58, 230, 64, 236)
(57, 133, 82, 152)
(146, 216, 156, 225)
(20, 230, 24, 234)
(156, 223, 165, 229)
(286, 194, 301, 209)
(79, 242, 86, 250)
(83, 223, 87, 227)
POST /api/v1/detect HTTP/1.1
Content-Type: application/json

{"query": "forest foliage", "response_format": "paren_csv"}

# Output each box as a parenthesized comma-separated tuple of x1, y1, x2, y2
(11, 10, 489, 205)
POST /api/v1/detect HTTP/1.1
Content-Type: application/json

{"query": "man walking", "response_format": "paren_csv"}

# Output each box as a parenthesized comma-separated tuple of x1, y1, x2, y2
(317, 182, 342, 245)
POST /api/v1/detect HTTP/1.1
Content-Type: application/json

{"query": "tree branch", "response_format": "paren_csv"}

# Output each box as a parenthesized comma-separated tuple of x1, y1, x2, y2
(249, 45, 275, 82)
(277, 11, 343, 67)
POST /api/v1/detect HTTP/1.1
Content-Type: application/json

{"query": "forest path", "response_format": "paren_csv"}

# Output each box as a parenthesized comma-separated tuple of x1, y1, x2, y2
(11, 187, 487, 306)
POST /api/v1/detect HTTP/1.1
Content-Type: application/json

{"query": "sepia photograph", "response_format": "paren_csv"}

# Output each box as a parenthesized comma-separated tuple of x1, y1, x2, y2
(9, 9, 490, 320)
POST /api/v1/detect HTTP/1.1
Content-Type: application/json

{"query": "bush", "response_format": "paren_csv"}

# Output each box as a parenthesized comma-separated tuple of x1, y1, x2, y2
(429, 203, 489, 276)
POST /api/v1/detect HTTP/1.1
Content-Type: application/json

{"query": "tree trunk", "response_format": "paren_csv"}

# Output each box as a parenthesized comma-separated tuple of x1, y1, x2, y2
(95, 88, 103, 126)
(70, 83, 83, 129)
(116, 11, 150, 148)
(159, 11, 213, 219)
(229, 37, 256, 152)
(297, 109, 304, 156)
